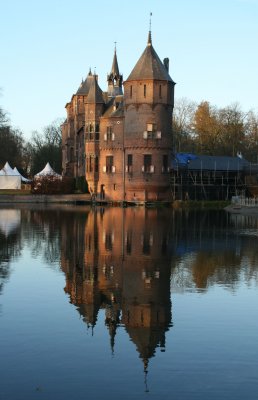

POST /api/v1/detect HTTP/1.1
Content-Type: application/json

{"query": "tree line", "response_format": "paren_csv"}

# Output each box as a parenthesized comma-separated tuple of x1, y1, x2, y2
(0, 104, 62, 176)
(173, 98, 258, 162)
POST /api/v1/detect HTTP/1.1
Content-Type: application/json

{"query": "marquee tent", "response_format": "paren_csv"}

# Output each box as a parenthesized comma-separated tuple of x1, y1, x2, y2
(13, 167, 31, 183)
(35, 163, 61, 178)
(0, 162, 21, 189)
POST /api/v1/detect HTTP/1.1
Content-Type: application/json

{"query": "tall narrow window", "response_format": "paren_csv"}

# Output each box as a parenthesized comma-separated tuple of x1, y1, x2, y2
(106, 155, 114, 173)
(144, 84, 146, 98)
(159, 85, 162, 98)
(127, 154, 133, 173)
(143, 154, 152, 173)
(95, 156, 99, 173)
(130, 85, 132, 98)
(162, 155, 168, 173)
(106, 126, 112, 140)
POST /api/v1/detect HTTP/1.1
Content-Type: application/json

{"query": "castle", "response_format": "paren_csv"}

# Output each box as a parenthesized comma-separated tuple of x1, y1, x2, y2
(62, 30, 175, 202)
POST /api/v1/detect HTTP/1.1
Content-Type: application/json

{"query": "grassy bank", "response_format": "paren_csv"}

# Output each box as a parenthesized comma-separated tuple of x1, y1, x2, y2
(0, 189, 31, 195)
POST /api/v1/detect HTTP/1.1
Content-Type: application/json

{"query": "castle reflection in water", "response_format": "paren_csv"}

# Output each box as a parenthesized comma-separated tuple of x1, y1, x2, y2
(1, 206, 258, 370)
(60, 207, 172, 370)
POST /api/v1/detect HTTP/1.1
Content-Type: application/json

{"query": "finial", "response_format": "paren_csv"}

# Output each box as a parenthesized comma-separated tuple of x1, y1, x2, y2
(89, 67, 92, 76)
(148, 12, 152, 46)
(114, 41, 117, 53)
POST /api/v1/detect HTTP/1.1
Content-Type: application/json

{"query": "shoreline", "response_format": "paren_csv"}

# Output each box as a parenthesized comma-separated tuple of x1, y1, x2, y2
(0, 194, 230, 209)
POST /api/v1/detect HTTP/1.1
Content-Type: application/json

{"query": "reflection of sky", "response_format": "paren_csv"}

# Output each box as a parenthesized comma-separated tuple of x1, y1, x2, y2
(0, 210, 21, 236)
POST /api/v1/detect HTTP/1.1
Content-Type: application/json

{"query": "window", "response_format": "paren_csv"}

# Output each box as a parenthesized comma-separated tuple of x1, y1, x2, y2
(143, 154, 152, 173)
(130, 85, 132, 98)
(89, 156, 93, 172)
(106, 126, 113, 140)
(162, 155, 168, 173)
(147, 123, 153, 132)
(113, 184, 116, 191)
(159, 85, 162, 98)
(144, 84, 146, 98)
(143, 123, 157, 139)
(127, 154, 133, 173)
(95, 156, 99, 173)
(106, 155, 114, 173)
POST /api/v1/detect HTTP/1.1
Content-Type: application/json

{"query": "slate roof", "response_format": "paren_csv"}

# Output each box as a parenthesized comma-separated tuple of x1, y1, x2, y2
(173, 154, 250, 172)
(102, 98, 124, 118)
(86, 75, 104, 104)
(76, 70, 94, 95)
(126, 32, 174, 82)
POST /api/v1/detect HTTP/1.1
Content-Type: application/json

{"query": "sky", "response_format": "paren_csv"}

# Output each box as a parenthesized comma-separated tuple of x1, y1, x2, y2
(0, 0, 258, 138)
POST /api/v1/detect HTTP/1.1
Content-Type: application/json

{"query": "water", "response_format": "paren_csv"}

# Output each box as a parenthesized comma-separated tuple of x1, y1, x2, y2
(0, 206, 257, 400)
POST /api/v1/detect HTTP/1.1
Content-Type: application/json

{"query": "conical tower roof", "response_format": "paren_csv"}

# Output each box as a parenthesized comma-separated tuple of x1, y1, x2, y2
(76, 69, 94, 95)
(110, 48, 120, 79)
(87, 74, 104, 104)
(126, 32, 174, 82)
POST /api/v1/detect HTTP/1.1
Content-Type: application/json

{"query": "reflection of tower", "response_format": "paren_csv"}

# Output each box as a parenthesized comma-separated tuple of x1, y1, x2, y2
(61, 209, 101, 329)
(60, 207, 173, 366)
(121, 208, 172, 370)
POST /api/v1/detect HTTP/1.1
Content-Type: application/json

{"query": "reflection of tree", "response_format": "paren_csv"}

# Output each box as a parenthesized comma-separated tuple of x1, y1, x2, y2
(170, 210, 258, 290)
(191, 252, 241, 289)
(0, 231, 22, 295)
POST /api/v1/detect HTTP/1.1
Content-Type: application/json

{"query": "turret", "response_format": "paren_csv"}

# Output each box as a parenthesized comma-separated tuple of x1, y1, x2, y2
(107, 45, 123, 97)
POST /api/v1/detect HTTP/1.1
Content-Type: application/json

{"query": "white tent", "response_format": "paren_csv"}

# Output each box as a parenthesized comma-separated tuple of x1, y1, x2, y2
(35, 162, 61, 178)
(0, 162, 21, 189)
(13, 167, 31, 183)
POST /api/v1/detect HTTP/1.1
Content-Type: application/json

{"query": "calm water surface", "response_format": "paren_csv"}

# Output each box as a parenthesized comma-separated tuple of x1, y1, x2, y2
(0, 206, 257, 400)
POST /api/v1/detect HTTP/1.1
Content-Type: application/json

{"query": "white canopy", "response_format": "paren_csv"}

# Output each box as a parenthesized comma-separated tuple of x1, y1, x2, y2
(13, 167, 31, 183)
(35, 162, 61, 178)
(0, 162, 21, 189)
(1, 162, 16, 175)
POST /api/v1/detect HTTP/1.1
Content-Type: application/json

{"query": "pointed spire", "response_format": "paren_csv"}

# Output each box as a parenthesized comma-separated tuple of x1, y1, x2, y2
(111, 43, 120, 77)
(107, 44, 123, 97)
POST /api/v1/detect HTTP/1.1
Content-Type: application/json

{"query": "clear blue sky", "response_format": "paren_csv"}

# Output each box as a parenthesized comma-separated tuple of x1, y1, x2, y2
(1, 0, 257, 138)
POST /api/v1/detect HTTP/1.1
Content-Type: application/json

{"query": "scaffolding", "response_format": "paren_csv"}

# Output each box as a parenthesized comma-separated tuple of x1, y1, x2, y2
(170, 164, 258, 201)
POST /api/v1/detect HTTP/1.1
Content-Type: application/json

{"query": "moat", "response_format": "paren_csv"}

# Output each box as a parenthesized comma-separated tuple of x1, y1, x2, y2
(0, 206, 257, 400)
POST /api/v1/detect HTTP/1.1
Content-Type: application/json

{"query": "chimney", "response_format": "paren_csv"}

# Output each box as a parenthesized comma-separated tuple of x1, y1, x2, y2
(163, 58, 169, 72)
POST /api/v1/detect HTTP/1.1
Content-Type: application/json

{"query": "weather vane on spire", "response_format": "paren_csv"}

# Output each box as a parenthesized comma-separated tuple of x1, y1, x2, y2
(114, 41, 117, 52)
(147, 12, 152, 45)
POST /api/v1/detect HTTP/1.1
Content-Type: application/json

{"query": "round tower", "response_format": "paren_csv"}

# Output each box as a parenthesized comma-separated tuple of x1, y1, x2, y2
(123, 31, 175, 202)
